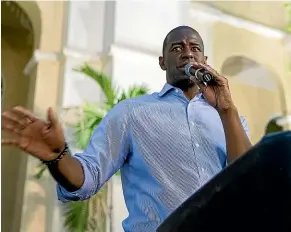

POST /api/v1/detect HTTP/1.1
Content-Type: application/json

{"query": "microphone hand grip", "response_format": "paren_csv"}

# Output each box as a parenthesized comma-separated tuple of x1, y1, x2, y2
(184, 63, 215, 85)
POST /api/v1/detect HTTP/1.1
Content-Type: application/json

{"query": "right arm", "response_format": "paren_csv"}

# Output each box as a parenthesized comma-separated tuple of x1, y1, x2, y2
(1, 103, 130, 202)
(50, 103, 131, 202)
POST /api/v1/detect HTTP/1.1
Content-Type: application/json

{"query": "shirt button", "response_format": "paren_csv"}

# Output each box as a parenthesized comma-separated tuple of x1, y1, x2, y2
(201, 167, 205, 172)
(195, 143, 199, 148)
(175, 89, 179, 93)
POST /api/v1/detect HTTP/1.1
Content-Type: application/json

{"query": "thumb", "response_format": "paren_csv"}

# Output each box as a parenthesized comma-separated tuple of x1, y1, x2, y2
(47, 107, 58, 127)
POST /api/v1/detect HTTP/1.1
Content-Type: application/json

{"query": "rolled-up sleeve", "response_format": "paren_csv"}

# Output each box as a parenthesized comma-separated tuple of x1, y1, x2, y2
(57, 101, 130, 202)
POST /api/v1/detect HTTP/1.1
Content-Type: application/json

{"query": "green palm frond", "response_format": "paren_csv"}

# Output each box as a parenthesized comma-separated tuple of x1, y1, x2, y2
(63, 200, 89, 232)
(117, 85, 149, 103)
(75, 102, 108, 149)
(63, 185, 108, 232)
(74, 64, 117, 107)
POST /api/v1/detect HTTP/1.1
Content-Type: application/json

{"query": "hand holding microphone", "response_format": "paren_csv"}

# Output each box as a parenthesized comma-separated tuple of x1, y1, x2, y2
(184, 62, 235, 113)
(184, 63, 216, 86)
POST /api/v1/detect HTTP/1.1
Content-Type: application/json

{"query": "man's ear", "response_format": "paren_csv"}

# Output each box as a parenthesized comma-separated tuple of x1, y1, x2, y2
(159, 56, 166, 71)
(204, 56, 208, 65)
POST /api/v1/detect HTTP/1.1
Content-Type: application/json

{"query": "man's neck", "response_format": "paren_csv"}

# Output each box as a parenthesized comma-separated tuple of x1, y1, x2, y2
(182, 85, 200, 100)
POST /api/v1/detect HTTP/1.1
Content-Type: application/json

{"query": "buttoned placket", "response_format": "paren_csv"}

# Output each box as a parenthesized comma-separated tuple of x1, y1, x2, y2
(187, 96, 205, 183)
(173, 88, 203, 182)
(191, 97, 214, 186)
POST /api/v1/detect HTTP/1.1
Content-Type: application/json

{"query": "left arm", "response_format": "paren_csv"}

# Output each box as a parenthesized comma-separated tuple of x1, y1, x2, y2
(219, 107, 252, 163)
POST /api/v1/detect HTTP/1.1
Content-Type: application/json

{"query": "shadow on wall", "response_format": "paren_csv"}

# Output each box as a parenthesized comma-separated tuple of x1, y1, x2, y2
(221, 56, 279, 92)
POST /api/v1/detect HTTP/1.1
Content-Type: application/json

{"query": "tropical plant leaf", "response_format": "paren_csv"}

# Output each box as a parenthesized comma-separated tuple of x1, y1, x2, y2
(75, 103, 106, 149)
(75, 128, 93, 150)
(63, 200, 89, 232)
(127, 85, 149, 98)
(115, 170, 121, 176)
(117, 85, 149, 103)
(63, 187, 109, 232)
(74, 64, 117, 107)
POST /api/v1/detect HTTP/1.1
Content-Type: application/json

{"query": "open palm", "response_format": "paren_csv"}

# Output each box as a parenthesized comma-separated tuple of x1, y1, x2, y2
(2, 106, 65, 161)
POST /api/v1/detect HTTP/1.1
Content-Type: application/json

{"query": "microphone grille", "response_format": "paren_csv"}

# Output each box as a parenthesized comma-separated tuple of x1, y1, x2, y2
(184, 63, 193, 77)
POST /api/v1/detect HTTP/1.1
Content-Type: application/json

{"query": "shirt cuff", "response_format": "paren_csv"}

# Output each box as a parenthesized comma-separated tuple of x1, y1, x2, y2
(56, 154, 95, 202)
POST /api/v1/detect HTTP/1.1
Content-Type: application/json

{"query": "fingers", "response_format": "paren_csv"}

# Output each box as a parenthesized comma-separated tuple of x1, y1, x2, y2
(2, 111, 28, 129)
(198, 63, 227, 84)
(47, 107, 58, 127)
(190, 76, 208, 93)
(199, 85, 208, 94)
(12, 106, 38, 122)
(1, 106, 39, 133)
(1, 115, 22, 135)
(188, 68, 208, 93)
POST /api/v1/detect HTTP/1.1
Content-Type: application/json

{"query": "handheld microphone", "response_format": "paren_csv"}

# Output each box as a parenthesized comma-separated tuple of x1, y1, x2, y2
(184, 63, 215, 85)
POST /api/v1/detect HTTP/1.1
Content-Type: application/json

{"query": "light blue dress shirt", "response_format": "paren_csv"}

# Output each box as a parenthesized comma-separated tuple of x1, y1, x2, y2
(57, 83, 250, 232)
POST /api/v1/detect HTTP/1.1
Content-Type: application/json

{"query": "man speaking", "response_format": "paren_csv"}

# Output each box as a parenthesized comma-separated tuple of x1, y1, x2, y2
(1, 26, 252, 231)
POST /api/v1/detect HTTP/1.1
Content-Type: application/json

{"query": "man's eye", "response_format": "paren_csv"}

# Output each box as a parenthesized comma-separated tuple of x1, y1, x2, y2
(192, 47, 200, 52)
(173, 47, 182, 52)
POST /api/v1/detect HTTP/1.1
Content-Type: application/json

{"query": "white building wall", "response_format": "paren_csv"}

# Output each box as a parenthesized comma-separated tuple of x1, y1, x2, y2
(112, 1, 188, 92)
(62, 1, 107, 108)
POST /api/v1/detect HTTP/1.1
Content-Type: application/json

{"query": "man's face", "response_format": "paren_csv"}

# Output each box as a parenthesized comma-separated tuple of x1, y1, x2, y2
(159, 29, 207, 90)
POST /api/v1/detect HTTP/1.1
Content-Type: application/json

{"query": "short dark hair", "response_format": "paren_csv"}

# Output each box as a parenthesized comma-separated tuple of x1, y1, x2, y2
(162, 26, 204, 56)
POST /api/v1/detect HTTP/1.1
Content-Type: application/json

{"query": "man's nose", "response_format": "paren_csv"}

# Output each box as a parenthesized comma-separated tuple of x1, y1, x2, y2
(182, 47, 194, 59)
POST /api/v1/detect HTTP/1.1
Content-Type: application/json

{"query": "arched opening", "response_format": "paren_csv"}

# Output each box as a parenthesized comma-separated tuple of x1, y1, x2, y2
(1, 2, 38, 232)
(16, 1, 42, 49)
(221, 56, 285, 143)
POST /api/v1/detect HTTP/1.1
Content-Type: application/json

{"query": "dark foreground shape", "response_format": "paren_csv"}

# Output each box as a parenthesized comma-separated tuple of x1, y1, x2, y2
(157, 131, 291, 232)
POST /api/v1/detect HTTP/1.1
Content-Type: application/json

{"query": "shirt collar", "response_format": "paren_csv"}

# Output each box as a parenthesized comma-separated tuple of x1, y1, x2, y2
(158, 83, 175, 97)
(158, 83, 205, 99)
